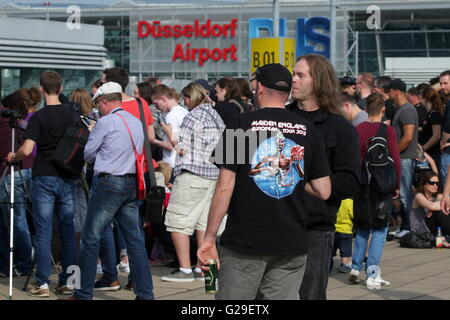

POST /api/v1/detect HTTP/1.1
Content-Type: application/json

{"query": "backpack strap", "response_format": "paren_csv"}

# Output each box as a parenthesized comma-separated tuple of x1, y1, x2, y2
(376, 122, 388, 139)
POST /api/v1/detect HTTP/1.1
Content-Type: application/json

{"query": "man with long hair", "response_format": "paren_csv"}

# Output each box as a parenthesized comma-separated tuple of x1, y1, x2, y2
(287, 54, 361, 300)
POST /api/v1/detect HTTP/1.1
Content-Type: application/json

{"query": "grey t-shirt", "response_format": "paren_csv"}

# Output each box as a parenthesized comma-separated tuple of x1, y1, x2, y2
(392, 102, 418, 159)
(352, 110, 368, 127)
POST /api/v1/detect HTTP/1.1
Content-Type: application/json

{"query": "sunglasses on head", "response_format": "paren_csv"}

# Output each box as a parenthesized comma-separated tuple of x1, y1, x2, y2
(427, 180, 439, 186)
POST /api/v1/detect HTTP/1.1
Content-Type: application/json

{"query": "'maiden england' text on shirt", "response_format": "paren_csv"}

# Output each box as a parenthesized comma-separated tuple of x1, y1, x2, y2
(250, 120, 307, 136)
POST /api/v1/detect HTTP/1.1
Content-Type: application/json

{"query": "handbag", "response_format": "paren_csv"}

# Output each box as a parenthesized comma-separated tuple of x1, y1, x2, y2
(115, 112, 147, 200)
(136, 98, 166, 223)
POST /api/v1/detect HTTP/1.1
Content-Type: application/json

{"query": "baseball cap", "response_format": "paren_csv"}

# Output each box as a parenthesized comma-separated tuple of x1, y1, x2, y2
(388, 78, 406, 92)
(93, 82, 122, 101)
(252, 63, 292, 93)
(194, 79, 215, 93)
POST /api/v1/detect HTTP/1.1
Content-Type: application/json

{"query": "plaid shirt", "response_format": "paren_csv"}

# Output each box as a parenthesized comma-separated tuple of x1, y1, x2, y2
(174, 103, 225, 179)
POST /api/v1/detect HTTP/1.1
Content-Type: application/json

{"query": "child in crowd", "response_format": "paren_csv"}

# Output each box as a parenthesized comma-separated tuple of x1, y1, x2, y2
(331, 199, 354, 273)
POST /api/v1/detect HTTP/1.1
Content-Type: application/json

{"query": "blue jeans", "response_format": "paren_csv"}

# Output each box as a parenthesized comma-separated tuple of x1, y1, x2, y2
(399, 159, 414, 231)
(440, 153, 450, 183)
(99, 173, 149, 286)
(98, 224, 119, 283)
(351, 226, 388, 272)
(74, 175, 153, 300)
(32, 176, 77, 286)
(0, 169, 33, 275)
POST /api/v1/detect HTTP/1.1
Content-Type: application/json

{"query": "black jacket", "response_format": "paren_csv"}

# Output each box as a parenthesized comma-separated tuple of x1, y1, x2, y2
(286, 102, 361, 231)
(215, 98, 249, 127)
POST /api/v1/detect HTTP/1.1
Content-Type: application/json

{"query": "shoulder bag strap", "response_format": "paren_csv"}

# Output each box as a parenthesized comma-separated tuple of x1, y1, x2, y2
(136, 98, 157, 188)
(115, 112, 139, 159)
(229, 99, 244, 113)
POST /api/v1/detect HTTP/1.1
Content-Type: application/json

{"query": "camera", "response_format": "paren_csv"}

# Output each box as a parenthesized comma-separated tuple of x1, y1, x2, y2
(340, 76, 356, 86)
(1, 109, 21, 119)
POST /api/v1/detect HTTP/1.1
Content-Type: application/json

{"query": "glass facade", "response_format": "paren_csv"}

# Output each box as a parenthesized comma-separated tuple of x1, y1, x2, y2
(350, 8, 450, 76)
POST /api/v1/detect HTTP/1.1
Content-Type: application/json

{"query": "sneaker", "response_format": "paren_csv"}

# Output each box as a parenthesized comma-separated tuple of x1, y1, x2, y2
(96, 263, 103, 275)
(395, 230, 410, 239)
(193, 268, 205, 281)
(117, 261, 130, 273)
(53, 284, 73, 295)
(338, 264, 351, 273)
(93, 278, 121, 291)
(348, 269, 360, 284)
(27, 283, 50, 297)
(161, 269, 195, 282)
(366, 275, 391, 290)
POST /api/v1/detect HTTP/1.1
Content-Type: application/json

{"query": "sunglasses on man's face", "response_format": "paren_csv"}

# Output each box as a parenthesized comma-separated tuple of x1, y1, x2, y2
(427, 181, 439, 186)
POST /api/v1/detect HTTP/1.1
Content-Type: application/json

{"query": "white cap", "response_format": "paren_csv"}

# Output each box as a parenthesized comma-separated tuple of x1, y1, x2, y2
(93, 82, 122, 101)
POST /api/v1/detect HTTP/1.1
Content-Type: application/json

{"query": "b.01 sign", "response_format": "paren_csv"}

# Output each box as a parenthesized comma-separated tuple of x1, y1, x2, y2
(250, 38, 296, 74)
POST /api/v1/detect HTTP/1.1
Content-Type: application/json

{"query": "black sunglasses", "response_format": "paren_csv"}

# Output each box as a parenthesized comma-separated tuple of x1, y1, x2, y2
(427, 181, 439, 186)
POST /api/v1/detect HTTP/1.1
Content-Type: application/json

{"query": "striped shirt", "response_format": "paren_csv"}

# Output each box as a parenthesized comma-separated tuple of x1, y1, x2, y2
(174, 103, 225, 179)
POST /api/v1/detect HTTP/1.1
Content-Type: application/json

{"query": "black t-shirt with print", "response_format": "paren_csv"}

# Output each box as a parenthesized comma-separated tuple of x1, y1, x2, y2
(24, 104, 76, 178)
(213, 108, 330, 255)
(418, 109, 443, 156)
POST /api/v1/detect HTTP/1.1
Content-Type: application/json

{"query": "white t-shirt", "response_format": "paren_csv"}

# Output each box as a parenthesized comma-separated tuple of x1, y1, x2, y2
(162, 105, 189, 167)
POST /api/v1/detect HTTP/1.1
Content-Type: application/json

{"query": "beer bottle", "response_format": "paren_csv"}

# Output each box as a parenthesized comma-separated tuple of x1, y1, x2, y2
(436, 227, 444, 248)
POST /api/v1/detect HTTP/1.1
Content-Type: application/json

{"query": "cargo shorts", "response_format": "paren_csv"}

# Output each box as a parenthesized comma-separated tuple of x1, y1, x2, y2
(165, 171, 217, 235)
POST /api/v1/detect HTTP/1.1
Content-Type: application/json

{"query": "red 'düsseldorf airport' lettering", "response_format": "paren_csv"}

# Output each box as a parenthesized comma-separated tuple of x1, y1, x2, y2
(172, 44, 238, 66)
(138, 19, 238, 38)
(137, 19, 239, 66)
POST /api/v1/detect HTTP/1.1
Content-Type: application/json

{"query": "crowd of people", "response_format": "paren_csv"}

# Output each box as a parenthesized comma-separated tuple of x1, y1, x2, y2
(1, 58, 450, 300)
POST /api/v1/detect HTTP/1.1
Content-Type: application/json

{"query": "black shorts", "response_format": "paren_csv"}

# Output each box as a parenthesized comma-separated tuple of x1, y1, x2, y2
(332, 232, 353, 258)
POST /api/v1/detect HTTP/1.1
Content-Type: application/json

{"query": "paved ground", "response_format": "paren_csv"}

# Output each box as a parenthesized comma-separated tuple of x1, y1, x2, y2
(1, 239, 450, 300)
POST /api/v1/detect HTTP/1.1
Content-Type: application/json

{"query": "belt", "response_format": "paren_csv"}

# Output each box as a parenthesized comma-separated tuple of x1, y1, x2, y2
(98, 173, 136, 178)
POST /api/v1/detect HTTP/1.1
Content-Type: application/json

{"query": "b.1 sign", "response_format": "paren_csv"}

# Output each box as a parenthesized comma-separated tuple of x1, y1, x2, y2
(248, 17, 330, 59)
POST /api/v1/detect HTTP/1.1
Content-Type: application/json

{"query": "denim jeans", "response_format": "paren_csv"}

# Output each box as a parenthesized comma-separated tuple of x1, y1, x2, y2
(399, 158, 414, 231)
(299, 229, 334, 300)
(98, 224, 119, 283)
(0, 168, 33, 275)
(32, 176, 77, 286)
(74, 175, 153, 300)
(99, 173, 149, 286)
(74, 179, 88, 234)
(440, 153, 450, 184)
(351, 226, 388, 272)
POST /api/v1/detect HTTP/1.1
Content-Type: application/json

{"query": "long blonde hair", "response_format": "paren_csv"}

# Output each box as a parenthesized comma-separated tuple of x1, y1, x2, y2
(181, 82, 212, 109)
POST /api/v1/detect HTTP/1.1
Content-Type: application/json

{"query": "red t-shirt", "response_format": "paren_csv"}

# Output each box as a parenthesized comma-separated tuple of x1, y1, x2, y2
(356, 121, 401, 189)
(122, 98, 155, 172)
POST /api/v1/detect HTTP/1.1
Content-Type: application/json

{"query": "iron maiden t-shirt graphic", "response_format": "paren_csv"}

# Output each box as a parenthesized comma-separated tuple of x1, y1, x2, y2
(248, 129, 305, 199)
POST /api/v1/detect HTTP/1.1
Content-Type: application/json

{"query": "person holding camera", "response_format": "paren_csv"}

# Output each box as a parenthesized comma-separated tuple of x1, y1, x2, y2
(0, 88, 40, 278)
(6, 72, 79, 297)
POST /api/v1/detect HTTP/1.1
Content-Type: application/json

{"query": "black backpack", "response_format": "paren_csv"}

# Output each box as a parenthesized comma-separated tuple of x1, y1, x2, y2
(51, 104, 90, 176)
(363, 123, 397, 195)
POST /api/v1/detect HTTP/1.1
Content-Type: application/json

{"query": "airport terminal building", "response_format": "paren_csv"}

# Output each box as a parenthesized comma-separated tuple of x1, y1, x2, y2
(1, 0, 450, 95)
